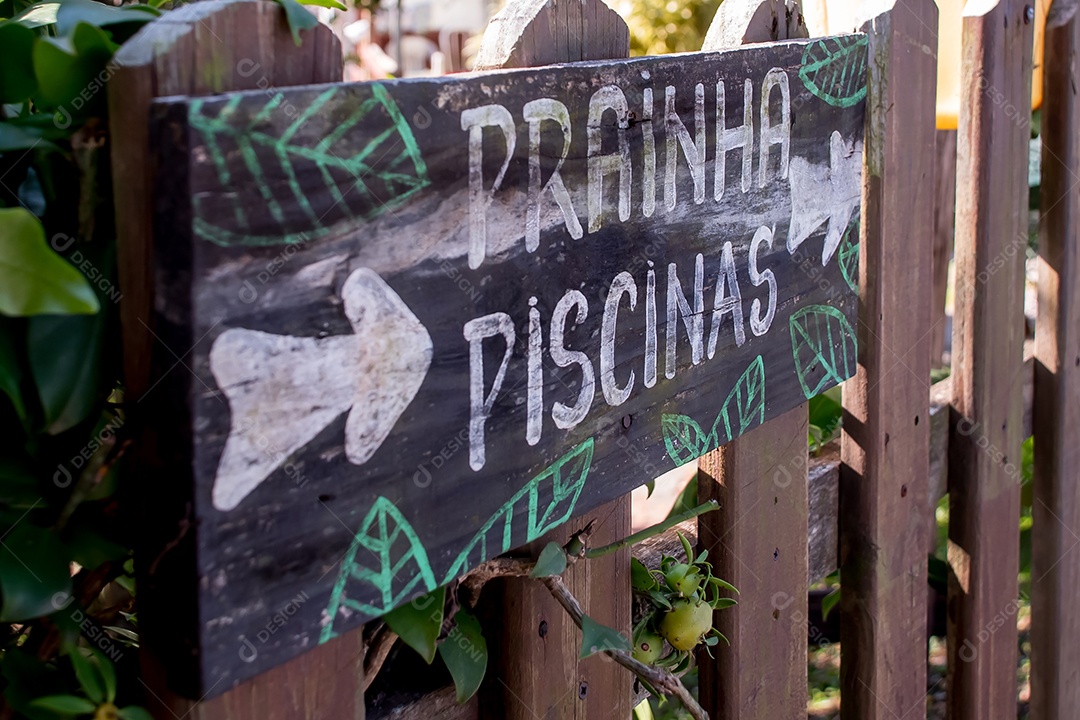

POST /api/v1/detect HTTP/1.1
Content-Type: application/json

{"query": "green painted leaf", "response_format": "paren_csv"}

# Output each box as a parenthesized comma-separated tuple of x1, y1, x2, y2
(30, 695, 96, 714)
(384, 586, 444, 664)
(837, 211, 860, 292)
(790, 305, 858, 399)
(319, 497, 436, 643)
(530, 542, 567, 578)
(710, 355, 766, 445)
(0, 208, 99, 316)
(190, 84, 430, 247)
(0, 523, 71, 621)
(0, 23, 37, 103)
(798, 35, 869, 108)
(579, 614, 630, 659)
(661, 413, 709, 466)
(443, 438, 594, 583)
(438, 609, 488, 703)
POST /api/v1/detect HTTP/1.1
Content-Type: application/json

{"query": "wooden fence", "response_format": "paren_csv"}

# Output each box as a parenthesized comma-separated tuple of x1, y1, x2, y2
(106, 0, 1079, 717)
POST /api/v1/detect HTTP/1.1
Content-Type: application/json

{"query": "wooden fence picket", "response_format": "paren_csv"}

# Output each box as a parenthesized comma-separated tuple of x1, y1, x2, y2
(932, 130, 957, 370)
(837, 1, 937, 718)
(948, 0, 1032, 716)
(470, 3, 634, 719)
(695, 6, 811, 717)
(1032, 0, 1080, 715)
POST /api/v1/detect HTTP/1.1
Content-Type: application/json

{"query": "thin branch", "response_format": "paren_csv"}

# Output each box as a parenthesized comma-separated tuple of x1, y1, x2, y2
(539, 574, 709, 720)
(362, 624, 400, 692)
(585, 500, 718, 559)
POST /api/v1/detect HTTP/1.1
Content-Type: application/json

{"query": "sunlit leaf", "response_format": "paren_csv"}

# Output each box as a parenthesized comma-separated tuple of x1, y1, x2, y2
(0, 208, 99, 316)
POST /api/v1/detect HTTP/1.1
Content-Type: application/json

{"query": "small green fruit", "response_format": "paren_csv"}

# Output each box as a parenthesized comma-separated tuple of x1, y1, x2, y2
(632, 627, 665, 664)
(659, 599, 714, 651)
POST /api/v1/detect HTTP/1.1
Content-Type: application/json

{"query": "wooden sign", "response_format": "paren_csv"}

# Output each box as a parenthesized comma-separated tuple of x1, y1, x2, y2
(146, 35, 867, 694)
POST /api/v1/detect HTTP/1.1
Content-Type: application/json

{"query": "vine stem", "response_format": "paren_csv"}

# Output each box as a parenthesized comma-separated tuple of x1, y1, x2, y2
(584, 500, 718, 559)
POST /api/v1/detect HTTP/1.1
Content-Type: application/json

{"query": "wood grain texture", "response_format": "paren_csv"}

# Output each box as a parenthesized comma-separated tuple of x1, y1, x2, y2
(476, 7, 631, 718)
(474, 0, 629, 71)
(697, 406, 809, 720)
(1032, 0, 1080, 715)
(932, 130, 957, 369)
(105, 1, 349, 715)
(146, 34, 867, 693)
(948, 0, 1032, 715)
(838, 1, 936, 717)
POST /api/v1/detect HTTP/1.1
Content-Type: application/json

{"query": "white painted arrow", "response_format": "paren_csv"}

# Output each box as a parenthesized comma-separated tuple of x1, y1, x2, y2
(208, 268, 433, 511)
(787, 130, 862, 265)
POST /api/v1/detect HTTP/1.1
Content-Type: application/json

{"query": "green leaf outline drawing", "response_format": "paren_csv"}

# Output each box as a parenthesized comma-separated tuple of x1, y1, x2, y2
(710, 354, 767, 444)
(443, 438, 594, 584)
(790, 304, 858, 399)
(837, 211, 860, 292)
(661, 413, 710, 466)
(319, 496, 435, 643)
(190, 84, 430, 247)
(798, 35, 869, 108)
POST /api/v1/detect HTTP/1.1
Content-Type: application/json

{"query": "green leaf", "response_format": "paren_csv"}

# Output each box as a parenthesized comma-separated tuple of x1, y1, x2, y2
(630, 557, 657, 592)
(29, 694, 96, 714)
(0, 456, 39, 508)
(117, 708, 155, 720)
(0, 22, 37, 102)
(67, 527, 126, 570)
(68, 650, 103, 704)
(29, 311, 105, 434)
(579, 614, 630, 659)
(798, 35, 869, 108)
(0, 522, 71, 621)
(837, 210, 860, 292)
(55, 0, 157, 35)
(273, 0, 318, 45)
(299, 0, 346, 8)
(0, 121, 58, 152)
(530, 542, 567, 578)
(790, 305, 858, 399)
(807, 386, 843, 451)
(710, 355, 766, 445)
(383, 586, 444, 664)
(32, 22, 117, 119)
(821, 586, 841, 621)
(712, 597, 738, 610)
(11, 2, 60, 29)
(437, 609, 487, 703)
(661, 413, 709, 466)
(0, 325, 27, 427)
(95, 649, 116, 704)
(319, 497, 436, 643)
(0, 208, 99, 316)
(664, 475, 697, 521)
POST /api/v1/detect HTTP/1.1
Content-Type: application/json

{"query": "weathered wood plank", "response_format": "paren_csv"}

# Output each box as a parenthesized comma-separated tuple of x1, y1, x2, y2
(838, 0, 936, 717)
(931, 130, 957, 369)
(1031, 0, 1080, 715)
(106, 1, 353, 715)
(147, 32, 867, 693)
(697, 407, 809, 719)
(475, 7, 632, 718)
(948, 0, 1032, 714)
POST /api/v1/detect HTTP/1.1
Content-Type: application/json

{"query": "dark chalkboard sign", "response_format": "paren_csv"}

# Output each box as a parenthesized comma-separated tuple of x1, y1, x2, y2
(147, 35, 867, 694)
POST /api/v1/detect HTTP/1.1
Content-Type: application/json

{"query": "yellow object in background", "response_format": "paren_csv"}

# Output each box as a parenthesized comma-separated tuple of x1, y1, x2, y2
(801, 0, 1047, 130)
